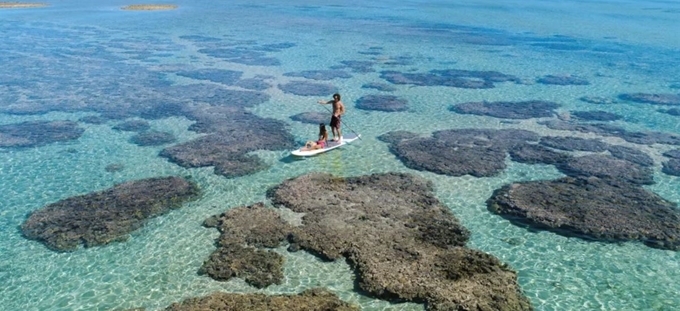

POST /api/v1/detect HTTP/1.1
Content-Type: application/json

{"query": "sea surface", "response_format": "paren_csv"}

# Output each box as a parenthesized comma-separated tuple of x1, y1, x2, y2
(1, 1, 679, 310)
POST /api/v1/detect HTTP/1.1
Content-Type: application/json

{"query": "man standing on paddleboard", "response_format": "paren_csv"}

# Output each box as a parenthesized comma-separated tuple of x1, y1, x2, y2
(318, 93, 345, 142)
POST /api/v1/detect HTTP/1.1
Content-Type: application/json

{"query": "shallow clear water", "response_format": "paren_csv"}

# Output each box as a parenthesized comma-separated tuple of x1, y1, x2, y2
(1, 1, 679, 310)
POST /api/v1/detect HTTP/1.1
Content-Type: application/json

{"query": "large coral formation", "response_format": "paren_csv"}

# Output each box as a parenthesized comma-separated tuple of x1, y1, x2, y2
(379, 129, 540, 177)
(451, 100, 560, 119)
(201, 173, 532, 311)
(0, 120, 84, 148)
(164, 288, 359, 311)
(488, 177, 680, 250)
(21, 177, 199, 251)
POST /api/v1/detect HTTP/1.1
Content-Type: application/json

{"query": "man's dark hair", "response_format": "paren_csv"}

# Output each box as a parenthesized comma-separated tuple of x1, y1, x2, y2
(333, 93, 341, 100)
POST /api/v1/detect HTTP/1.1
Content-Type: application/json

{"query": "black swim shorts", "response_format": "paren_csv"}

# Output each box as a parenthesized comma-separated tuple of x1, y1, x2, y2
(330, 115, 341, 128)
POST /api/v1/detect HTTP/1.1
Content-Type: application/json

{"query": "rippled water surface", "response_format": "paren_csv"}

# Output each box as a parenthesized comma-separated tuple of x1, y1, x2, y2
(1, 1, 679, 310)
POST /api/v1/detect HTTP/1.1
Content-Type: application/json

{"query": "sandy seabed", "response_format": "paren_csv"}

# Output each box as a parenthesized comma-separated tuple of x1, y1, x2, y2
(121, 4, 177, 11)
(0, 2, 48, 8)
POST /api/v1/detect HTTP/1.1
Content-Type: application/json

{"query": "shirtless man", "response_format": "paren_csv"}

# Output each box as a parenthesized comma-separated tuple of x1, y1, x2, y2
(318, 93, 345, 141)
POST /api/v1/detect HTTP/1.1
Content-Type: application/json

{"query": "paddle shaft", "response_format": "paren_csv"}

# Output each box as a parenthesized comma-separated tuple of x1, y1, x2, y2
(319, 103, 362, 140)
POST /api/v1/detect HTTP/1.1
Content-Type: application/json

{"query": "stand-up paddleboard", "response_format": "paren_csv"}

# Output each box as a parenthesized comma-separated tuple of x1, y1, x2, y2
(291, 133, 360, 157)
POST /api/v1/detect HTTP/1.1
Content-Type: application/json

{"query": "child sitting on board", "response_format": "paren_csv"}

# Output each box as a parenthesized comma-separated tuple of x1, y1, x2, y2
(301, 123, 328, 151)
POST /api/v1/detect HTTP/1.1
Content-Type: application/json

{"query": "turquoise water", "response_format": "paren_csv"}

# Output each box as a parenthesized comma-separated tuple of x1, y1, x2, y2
(1, 1, 679, 310)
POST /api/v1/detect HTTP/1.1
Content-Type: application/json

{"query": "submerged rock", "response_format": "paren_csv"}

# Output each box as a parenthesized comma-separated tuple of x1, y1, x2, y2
(104, 163, 125, 172)
(290, 111, 328, 125)
(112, 120, 150, 132)
(380, 129, 540, 177)
(160, 106, 296, 178)
(0, 120, 84, 148)
(662, 159, 680, 176)
(175, 69, 242, 85)
(571, 110, 622, 121)
(278, 81, 338, 96)
(283, 70, 352, 81)
(607, 145, 654, 167)
(130, 130, 176, 146)
(618, 93, 680, 105)
(78, 115, 108, 125)
(540, 120, 680, 146)
(536, 74, 589, 85)
(21, 177, 199, 251)
(539, 136, 609, 152)
(200, 203, 290, 288)
(487, 177, 680, 250)
(355, 94, 408, 112)
(557, 154, 654, 185)
(663, 149, 680, 159)
(380, 69, 519, 89)
(202, 173, 532, 310)
(451, 100, 560, 119)
(579, 96, 617, 105)
(660, 108, 680, 116)
(361, 82, 396, 92)
(164, 288, 359, 311)
(268, 173, 532, 311)
(509, 143, 571, 165)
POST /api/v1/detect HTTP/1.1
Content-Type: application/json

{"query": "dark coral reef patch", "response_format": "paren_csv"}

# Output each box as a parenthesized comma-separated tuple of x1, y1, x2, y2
(78, 115, 108, 125)
(21, 177, 199, 251)
(508, 143, 570, 165)
(290, 111, 328, 124)
(235, 78, 271, 91)
(663, 149, 680, 159)
(618, 93, 680, 106)
(662, 159, 680, 176)
(130, 130, 176, 146)
(361, 82, 396, 92)
(112, 119, 151, 132)
(660, 108, 680, 116)
(175, 69, 242, 85)
(607, 145, 654, 167)
(570, 110, 622, 121)
(201, 173, 532, 310)
(200, 203, 290, 288)
(270, 173, 532, 310)
(487, 177, 680, 250)
(579, 96, 617, 105)
(379, 128, 539, 177)
(278, 81, 338, 96)
(0, 120, 84, 148)
(164, 288, 359, 311)
(198, 47, 281, 66)
(451, 100, 560, 119)
(335, 60, 376, 73)
(380, 69, 520, 89)
(283, 70, 352, 80)
(556, 154, 654, 185)
(536, 75, 589, 85)
(539, 136, 609, 152)
(540, 120, 680, 145)
(160, 106, 296, 178)
(355, 94, 408, 112)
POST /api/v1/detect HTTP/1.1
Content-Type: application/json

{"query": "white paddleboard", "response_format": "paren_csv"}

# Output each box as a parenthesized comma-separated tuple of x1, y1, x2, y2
(291, 133, 360, 157)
